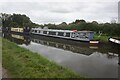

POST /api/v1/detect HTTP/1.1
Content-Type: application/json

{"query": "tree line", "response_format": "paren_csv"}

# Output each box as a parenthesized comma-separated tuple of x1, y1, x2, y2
(44, 20, 120, 36)
(2, 13, 39, 28)
(2, 13, 120, 36)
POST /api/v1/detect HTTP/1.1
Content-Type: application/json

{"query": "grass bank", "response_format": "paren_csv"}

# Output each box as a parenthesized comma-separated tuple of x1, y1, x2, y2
(93, 34, 110, 42)
(93, 34, 120, 42)
(2, 38, 82, 78)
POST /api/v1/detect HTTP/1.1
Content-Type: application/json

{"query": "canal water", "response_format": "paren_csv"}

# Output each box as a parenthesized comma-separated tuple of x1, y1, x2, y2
(3, 33, 120, 78)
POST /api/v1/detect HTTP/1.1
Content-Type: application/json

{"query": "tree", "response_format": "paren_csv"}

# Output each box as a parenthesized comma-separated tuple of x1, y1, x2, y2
(60, 22, 67, 25)
(9, 22, 18, 27)
(74, 19, 86, 24)
(2, 13, 34, 28)
(92, 21, 98, 24)
(57, 22, 67, 29)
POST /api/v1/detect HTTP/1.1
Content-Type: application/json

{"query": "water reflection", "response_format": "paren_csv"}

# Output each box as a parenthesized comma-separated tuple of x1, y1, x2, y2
(3, 33, 31, 45)
(3, 33, 119, 57)
(31, 38, 94, 56)
(2, 32, 120, 78)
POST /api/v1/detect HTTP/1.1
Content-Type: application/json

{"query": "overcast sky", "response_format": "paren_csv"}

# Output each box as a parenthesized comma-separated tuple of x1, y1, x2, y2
(0, 0, 120, 24)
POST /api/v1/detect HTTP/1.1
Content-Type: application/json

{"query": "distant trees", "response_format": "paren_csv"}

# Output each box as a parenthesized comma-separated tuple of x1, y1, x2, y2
(2, 13, 120, 36)
(54, 20, 120, 36)
(71, 19, 86, 24)
(57, 22, 67, 29)
(44, 23, 57, 29)
(101, 23, 120, 36)
(92, 21, 98, 24)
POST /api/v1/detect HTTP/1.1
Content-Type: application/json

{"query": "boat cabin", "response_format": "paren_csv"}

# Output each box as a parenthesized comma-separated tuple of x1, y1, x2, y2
(31, 28, 94, 41)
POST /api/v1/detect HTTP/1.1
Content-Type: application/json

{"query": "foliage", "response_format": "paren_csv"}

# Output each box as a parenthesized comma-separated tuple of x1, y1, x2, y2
(42, 19, 120, 36)
(2, 13, 120, 36)
(47, 21, 120, 36)
(2, 13, 40, 28)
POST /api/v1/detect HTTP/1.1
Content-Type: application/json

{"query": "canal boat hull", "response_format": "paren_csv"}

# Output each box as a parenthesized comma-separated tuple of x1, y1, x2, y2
(31, 28, 94, 42)
(30, 32, 90, 43)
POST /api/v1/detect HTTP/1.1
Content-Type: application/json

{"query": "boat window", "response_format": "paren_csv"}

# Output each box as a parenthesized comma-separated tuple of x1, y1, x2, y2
(43, 31, 47, 34)
(65, 33, 70, 37)
(35, 30, 37, 33)
(39, 30, 41, 33)
(21, 30, 23, 32)
(49, 31, 56, 35)
(79, 33, 89, 38)
(58, 32, 64, 36)
(71, 33, 76, 38)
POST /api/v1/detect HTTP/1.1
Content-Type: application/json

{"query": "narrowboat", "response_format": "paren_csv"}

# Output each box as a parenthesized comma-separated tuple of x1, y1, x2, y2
(2, 27, 31, 35)
(11, 28, 23, 33)
(11, 27, 31, 35)
(109, 37, 120, 45)
(31, 27, 95, 42)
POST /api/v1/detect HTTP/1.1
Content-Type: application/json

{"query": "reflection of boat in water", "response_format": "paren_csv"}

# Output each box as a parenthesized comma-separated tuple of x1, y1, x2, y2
(31, 35, 120, 57)
(108, 52, 118, 57)
(11, 34, 24, 40)
(31, 38, 94, 56)
(3, 33, 31, 45)
(3, 32, 120, 57)
(89, 40, 99, 44)
(89, 46, 98, 49)
(31, 37, 119, 58)
(30, 33, 91, 47)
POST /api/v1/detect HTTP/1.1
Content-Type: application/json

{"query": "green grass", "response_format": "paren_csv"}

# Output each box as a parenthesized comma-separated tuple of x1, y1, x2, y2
(2, 38, 84, 78)
(0, 38, 1, 64)
(93, 34, 120, 42)
(93, 34, 110, 42)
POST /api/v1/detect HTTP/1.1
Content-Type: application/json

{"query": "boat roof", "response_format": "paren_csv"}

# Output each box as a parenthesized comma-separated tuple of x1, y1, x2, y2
(32, 28, 94, 33)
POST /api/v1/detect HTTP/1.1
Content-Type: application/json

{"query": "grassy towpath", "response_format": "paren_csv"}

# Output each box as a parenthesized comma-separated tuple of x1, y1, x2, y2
(2, 38, 85, 78)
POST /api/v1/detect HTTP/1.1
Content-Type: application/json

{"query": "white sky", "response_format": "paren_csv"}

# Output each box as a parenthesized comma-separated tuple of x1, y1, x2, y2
(0, 0, 120, 24)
